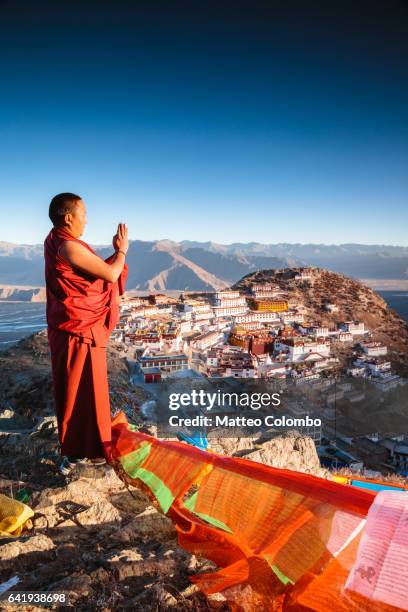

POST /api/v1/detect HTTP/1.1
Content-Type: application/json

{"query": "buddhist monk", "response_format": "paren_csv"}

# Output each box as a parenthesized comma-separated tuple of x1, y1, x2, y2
(44, 193, 128, 474)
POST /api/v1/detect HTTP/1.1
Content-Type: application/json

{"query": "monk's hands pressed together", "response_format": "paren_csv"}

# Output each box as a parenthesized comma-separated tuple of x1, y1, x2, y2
(61, 223, 129, 283)
(112, 223, 129, 255)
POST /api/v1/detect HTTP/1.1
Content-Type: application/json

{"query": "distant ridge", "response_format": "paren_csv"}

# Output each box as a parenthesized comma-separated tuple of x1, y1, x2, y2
(0, 239, 407, 291)
(0, 284, 46, 302)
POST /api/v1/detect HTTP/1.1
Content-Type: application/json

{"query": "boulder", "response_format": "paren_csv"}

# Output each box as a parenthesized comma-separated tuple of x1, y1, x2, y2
(244, 434, 327, 477)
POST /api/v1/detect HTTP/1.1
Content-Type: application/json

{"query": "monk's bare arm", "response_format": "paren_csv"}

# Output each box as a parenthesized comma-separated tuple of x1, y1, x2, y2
(59, 241, 126, 283)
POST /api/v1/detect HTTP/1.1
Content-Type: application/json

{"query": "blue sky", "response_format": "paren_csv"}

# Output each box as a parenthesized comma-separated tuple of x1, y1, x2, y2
(1, 1, 407, 246)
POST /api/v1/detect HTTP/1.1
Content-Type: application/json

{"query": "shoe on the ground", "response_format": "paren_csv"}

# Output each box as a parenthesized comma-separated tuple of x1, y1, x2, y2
(58, 456, 87, 476)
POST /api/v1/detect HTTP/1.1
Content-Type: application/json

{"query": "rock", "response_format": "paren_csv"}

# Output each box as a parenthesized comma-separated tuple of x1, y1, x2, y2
(187, 555, 199, 570)
(0, 534, 54, 562)
(152, 584, 178, 607)
(29, 416, 58, 439)
(128, 506, 176, 541)
(0, 408, 15, 419)
(109, 488, 149, 519)
(105, 549, 144, 565)
(89, 464, 123, 489)
(208, 436, 258, 455)
(72, 463, 119, 484)
(105, 549, 176, 582)
(244, 435, 327, 477)
(33, 478, 122, 529)
(50, 572, 93, 600)
(140, 424, 158, 437)
(0, 534, 54, 574)
(89, 566, 110, 583)
(75, 499, 121, 527)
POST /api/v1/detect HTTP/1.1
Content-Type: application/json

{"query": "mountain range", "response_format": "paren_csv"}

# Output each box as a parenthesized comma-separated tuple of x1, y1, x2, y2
(0, 239, 408, 291)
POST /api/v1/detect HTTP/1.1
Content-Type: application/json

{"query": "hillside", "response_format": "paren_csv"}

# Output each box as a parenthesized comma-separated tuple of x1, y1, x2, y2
(0, 331, 325, 609)
(233, 267, 408, 375)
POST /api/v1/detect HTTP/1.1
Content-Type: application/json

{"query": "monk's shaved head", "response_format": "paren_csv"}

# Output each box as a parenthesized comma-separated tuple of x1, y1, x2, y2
(49, 193, 82, 226)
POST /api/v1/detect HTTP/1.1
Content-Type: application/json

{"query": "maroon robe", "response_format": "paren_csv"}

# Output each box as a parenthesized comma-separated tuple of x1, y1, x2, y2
(44, 227, 127, 459)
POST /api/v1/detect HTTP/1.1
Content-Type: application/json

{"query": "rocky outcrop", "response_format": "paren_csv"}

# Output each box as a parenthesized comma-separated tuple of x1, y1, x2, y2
(0, 464, 212, 610)
(209, 433, 327, 477)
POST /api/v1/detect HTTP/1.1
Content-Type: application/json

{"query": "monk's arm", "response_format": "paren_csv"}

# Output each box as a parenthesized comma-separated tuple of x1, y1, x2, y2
(59, 241, 126, 283)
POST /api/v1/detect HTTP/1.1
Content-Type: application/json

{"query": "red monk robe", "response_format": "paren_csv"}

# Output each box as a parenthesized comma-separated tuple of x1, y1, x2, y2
(44, 227, 128, 460)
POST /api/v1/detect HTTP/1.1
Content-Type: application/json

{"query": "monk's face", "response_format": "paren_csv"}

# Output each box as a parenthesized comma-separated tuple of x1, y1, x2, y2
(64, 200, 87, 237)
